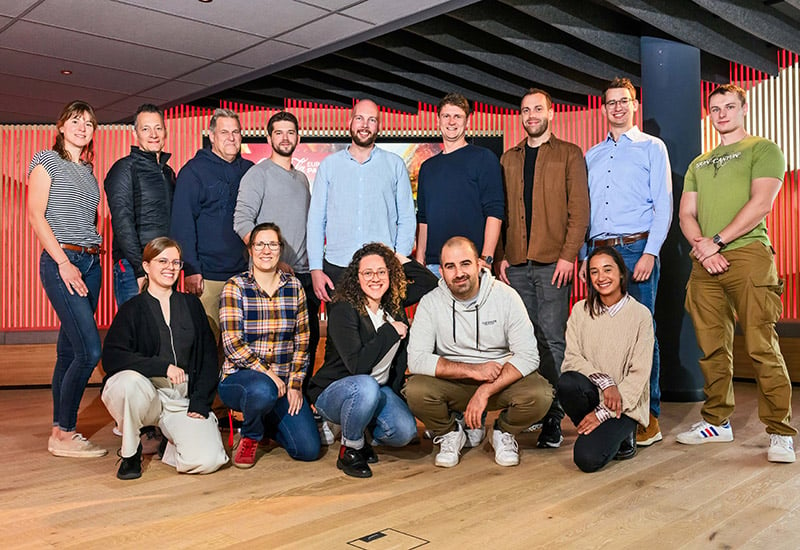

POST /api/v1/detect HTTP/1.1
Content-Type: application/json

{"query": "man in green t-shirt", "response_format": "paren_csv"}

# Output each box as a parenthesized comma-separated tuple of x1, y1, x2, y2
(677, 84, 796, 463)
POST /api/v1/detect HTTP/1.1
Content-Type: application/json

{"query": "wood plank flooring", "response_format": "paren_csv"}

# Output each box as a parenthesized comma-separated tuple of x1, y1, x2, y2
(2, 382, 799, 549)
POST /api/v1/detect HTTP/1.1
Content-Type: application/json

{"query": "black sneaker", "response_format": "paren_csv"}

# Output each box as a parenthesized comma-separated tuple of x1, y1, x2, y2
(614, 428, 637, 461)
(337, 445, 372, 478)
(117, 443, 143, 480)
(537, 416, 564, 448)
(362, 441, 379, 464)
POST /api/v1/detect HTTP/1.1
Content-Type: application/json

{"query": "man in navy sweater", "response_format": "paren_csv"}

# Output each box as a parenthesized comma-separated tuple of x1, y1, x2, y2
(170, 108, 253, 340)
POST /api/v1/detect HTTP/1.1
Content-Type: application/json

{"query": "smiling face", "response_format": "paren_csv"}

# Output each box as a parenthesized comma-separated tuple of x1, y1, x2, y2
(438, 103, 469, 145)
(249, 228, 282, 274)
(588, 253, 623, 305)
(269, 120, 299, 158)
(441, 240, 481, 301)
(134, 111, 166, 154)
(520, 92, 552, 140)
(601, 86, 638, 132)
(349, 100, 380, 148)
(58, 110, 95, 152)
(209, 116, 242, 162)
(358, 254, 390, 308)
(708, 91, 748, 137)
(143, 246, 182, 291)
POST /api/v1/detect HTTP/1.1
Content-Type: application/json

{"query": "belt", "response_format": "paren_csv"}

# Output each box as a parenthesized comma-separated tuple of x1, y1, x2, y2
(60, 243, 102, 255)
(591, 231, 649, 248)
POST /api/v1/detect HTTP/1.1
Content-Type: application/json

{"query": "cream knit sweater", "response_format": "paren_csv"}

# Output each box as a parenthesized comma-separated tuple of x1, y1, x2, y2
(562, 297, 654, 426)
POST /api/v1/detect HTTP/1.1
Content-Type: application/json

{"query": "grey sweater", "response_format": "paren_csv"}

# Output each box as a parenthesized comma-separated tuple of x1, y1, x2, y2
(234, 158, 311, 272)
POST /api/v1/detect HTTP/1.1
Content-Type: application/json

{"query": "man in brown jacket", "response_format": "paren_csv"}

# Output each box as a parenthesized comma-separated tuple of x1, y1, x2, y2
(496, 88, 589, 448)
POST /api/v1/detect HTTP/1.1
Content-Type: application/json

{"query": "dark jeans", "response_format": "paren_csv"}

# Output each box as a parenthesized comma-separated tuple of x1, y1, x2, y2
(590, 238, 661, 416)
(296, 271, 320, 395)
(505, 261, 570, 421)
(218, 369, 320, 461)
(40, 249, 102, 432)
(112, 258, 140, 307)
(558, 371, 637, 473)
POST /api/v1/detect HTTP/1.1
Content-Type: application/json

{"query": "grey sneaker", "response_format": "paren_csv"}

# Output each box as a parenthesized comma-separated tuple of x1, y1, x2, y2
(433, 426, 467, 468)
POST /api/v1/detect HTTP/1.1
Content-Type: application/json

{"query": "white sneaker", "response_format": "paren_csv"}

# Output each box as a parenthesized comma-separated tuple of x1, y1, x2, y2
(676, 420, 734, 445)
(433, 426, 466, 468)
(768, 434, 796, 463)
(455, 414, 486, 448)
(318, 420, 340, 446)
(492, 429, 520, 467)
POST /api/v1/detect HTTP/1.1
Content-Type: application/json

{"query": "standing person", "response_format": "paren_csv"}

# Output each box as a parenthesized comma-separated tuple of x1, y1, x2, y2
(102, 237, 229, 479)
(415, 92, 504, 274)
(170, 108, 253, 340)
(582, 77, 672, 447)
(307, 99, 416, 302)
(218, 223, 320, 468)
(677, 84, 796, 463)
(234, 110, 320, 389)
(27, 100, 106, 458)
(496, 88, 590, 449)
(308, 244, 437, 478)
(559, 247, 653, 473)
(405, 237, 553, 469)
(105, 103, 176, 306)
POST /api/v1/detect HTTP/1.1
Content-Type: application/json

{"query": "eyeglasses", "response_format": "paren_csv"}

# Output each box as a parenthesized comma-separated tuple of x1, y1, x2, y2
(605, 98, 632, 109)
(155, 258, 183, 269)
(252, 241, 281, 251)
(359, 268, 388, 280)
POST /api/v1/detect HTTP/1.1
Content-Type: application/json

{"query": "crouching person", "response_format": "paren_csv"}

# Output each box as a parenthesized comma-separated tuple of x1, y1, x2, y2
(405, 237, 553, 468)
(558, 247, 653, 473)
(102, 237, 228, 479)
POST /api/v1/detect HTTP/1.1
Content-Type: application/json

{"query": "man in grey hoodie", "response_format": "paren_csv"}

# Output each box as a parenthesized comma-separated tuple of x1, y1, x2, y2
(405, 237, 553, 468)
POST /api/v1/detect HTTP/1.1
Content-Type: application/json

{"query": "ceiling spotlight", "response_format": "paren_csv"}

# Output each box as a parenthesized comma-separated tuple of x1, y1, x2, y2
(60, 69, 72, 75)
(198, 0, 212, 3)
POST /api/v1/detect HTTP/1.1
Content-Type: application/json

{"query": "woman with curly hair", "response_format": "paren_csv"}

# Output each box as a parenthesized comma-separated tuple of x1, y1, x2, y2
(308, 243, 437, 477)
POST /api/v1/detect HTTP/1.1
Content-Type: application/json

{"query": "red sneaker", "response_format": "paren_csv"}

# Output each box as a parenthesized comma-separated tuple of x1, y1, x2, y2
(233, 437, 258, 468)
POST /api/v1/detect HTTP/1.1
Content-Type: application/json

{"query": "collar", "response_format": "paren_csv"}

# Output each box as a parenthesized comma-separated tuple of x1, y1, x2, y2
(602, 293, 630, 317)
(512, 133, 560, 152)
(605, 125, 643, 144)
(345, 144, 377, 163)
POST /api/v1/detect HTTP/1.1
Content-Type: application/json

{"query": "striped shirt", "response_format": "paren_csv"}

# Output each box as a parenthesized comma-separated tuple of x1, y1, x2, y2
(28, 150, 101, 247)
(220, 270, 310, 390)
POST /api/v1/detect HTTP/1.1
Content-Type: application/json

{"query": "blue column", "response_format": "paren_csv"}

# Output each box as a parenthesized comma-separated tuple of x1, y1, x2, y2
(641, 36, 705, 401)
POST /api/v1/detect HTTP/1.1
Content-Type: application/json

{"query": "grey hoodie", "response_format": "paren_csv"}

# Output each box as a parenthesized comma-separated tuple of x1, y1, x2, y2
(407, 268, 540, 377)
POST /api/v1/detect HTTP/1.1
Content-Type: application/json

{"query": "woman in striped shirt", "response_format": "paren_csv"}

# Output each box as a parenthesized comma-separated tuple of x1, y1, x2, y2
(28, 100, 107, 458)
(219, 222, 320, 468)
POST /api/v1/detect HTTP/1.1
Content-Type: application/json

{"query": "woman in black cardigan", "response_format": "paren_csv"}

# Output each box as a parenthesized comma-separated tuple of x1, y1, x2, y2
(308, 243, 437, 478)
(101, 237, 228, 479)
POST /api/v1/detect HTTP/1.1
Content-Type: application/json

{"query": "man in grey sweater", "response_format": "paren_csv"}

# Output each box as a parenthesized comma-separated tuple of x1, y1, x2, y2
(233, 111, 320, 386)
(405, 236, 553, 468)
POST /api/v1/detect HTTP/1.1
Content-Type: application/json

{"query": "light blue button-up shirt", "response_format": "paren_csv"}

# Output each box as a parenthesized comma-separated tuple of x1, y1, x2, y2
(583, 126, 673, 259)
(307, 145, 416, 269)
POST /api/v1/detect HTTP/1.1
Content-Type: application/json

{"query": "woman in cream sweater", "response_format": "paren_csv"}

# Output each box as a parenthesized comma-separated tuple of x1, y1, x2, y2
(558, 246, 654, 472)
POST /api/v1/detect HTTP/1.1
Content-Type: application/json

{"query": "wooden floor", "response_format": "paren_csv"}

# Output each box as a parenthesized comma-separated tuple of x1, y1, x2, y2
(2, 383, 800, 549)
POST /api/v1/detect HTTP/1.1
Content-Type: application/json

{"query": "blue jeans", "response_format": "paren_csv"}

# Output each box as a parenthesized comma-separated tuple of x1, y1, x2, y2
(112, 258, 140, 307)
(505, 261, 570, 421)
(218, 369, 320, 461)
(315, 375, 417, 449)
(592, 238, 661, 416)
(39, 249, 102, 432)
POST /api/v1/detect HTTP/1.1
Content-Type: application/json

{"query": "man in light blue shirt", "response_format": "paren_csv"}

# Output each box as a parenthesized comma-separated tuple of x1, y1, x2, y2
(307, 99, 416, 302)
(581, 78, 672, 447)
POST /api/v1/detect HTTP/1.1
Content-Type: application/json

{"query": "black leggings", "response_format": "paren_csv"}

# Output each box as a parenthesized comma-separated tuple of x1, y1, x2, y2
(558, 371, 638, 473)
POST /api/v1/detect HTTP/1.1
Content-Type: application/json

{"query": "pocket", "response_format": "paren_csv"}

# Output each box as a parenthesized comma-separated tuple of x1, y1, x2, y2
(748, 272, 784, 324)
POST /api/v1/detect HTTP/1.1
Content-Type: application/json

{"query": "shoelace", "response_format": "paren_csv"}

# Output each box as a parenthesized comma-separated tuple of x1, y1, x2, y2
(236, 438, 258, 459)
(498, 432, 518, 453)
(770, 434, 794, 450)
(433, 432, 461, 454)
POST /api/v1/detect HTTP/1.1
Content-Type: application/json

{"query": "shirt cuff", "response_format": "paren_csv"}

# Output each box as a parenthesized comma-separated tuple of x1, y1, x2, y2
(588, 372, 616, 390)
(594, 405, 613, 423)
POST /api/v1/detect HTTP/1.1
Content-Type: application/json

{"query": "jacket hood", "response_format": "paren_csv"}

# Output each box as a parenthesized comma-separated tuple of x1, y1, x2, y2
(435, 268, 496, 351)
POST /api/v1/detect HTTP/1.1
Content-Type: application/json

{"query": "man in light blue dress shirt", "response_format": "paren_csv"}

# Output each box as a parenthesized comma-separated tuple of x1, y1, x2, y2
(581, 78, 672, 447)
(307, 99, 416, 302)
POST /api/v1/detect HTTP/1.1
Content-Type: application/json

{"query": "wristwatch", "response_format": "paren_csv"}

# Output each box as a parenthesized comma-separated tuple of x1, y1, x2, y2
(480, 255, 494, 266)
(712, 234, 727, 250)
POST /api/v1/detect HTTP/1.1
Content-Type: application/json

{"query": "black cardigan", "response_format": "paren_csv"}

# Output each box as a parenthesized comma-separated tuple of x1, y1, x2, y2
(308, 260, 437, 402)
(102, 291, 219, 416)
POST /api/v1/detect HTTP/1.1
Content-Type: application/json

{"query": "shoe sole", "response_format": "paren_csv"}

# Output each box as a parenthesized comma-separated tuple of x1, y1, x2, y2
(768, 452, 796, 463)
(494, 457, 519, 467)
(233, 460, 256, 469)
(434, 458, 460, 468)
(636, 431, 663, 447)
(676, 435, 733, 445)
(337, 462, 372, 478)
(48, 447, 107, 458)
(117, 471, 142, 480)
(536, 436, 563, 449)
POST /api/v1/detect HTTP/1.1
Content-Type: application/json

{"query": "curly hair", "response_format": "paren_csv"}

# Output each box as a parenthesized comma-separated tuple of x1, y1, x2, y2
(333, 243, 407, 317)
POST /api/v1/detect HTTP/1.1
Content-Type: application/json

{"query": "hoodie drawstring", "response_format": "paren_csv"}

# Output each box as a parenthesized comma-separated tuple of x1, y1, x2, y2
(451, 299, 481, 351)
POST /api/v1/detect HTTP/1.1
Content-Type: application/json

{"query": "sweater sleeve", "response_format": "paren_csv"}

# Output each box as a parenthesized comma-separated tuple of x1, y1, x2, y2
(406, 294, 441, 376)
(403, 259, 438, 306)
(105, 157, 145, 277)
(562, 305, 600, 376)
(102, 300, 170, 379)
(233, 165, 262, 241)
(187, 294, 219, 416)
(326, 301, 401, 376)
(170, 163, 202, 277)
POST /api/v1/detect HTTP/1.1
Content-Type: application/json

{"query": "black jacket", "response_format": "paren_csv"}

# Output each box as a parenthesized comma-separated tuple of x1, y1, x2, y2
(308, 260, 437, 402)
(105, 146, 176, 278)
(102, 291, 218, 416)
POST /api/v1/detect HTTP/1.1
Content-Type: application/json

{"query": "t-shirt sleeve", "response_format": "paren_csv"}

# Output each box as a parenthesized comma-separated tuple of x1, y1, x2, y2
(28, 150, 56, 178)
(683, 159, 698, 193)
(752, 139, 786, 180)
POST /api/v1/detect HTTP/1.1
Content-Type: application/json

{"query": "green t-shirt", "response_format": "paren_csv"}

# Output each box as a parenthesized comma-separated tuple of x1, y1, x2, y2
(684, 135, 785, 251)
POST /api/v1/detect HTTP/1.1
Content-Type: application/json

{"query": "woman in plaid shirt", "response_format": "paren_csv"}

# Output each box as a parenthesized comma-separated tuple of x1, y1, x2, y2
(218, 222, 320, 468)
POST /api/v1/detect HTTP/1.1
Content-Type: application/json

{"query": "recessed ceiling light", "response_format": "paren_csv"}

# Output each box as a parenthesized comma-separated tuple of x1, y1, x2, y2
(60, 69, 72, 75)
(198, 0, 212, 3)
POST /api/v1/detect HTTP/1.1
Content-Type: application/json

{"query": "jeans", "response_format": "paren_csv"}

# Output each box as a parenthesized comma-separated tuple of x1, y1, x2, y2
(315, 375, 418, 449)
(218, 369, 320, 461)
(558, 371, 638, 473)
(591, 238, 661, 417)
(39, 249, 102, 432)
(112, 258, 140, 307)
(505, 261, 570, 421)
(296, 272, 321, 396)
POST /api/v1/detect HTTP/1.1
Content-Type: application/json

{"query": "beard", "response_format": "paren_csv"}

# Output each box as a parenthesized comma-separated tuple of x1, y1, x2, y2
(350, 127, 377, 148)
(525, 117, 549, 139)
